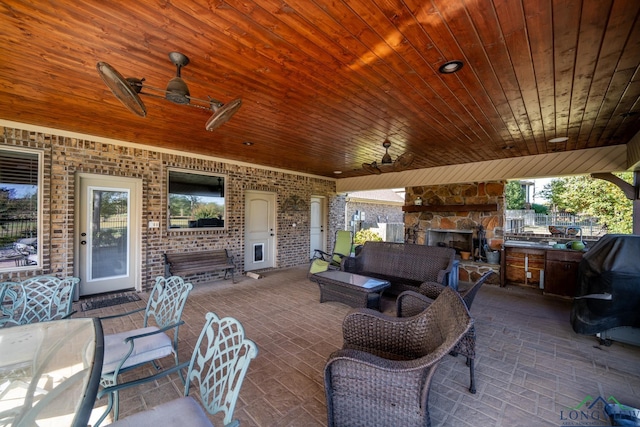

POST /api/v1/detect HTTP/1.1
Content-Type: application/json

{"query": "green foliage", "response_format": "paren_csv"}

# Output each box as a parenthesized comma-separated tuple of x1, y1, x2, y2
(97, 191, 127, 220)
(542, 173, 632, 234)
(538, 179, 567, 209)
(193, 203, 224, 219)
(505, 181, 526, 209)
(169, 194, 199, 217)
(530, 203, 548, 214)
(354, 229, 383, 244)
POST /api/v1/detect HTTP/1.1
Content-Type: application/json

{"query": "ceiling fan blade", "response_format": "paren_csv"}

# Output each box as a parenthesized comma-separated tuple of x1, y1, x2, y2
(362, 162, 382, 175)
(205, 98, 242, 131)
(97, 62, 147, 117)
(393, 152, 415, 171)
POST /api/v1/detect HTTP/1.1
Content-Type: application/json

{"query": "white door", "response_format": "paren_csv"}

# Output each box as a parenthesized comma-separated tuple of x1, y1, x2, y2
(76, 174, 141, 296)
(244, 191, 276, 271)
(309, 196, 325, 259)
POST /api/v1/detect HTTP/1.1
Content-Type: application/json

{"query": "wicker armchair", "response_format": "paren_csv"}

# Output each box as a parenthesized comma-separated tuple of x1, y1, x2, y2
(324, 287, 472, 427)
(396, 270, 494, 393)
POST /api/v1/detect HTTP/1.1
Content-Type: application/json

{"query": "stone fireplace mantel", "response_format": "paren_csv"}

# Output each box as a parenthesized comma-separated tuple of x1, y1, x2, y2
(402, 203, 498, 213)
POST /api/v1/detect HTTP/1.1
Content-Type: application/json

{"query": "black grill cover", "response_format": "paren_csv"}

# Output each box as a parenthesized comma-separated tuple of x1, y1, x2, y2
(570, 234, 640, 335)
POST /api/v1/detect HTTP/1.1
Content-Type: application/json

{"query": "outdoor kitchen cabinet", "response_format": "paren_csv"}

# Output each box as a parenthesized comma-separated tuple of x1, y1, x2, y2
(504, 247, 545, 288)
(544, 250, 583, 297)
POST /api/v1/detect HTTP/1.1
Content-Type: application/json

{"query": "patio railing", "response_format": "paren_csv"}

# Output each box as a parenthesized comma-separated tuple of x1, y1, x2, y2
(505, 210, 605, 237)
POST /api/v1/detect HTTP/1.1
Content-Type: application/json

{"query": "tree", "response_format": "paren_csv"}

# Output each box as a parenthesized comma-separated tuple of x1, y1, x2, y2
(542, 173, 632, 234)
(193, 203, 224, 219)
(354, 229, 382, 245)
(538, 179, 567, 211)
(505, 181, 526, 209)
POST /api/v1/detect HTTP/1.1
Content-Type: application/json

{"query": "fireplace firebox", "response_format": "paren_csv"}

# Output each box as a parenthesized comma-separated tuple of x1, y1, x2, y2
(425, 229, 473, 254)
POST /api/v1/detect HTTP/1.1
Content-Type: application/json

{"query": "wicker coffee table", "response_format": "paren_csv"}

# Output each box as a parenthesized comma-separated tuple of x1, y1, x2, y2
(311, 270, 390, 310)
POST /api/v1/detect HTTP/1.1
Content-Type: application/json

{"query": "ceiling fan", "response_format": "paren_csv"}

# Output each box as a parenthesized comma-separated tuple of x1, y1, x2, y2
(362, 140, 415, 174)
(97, 52, 242, 131)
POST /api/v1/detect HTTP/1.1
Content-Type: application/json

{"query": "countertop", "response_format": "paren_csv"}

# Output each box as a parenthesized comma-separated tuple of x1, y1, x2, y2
(503, 240, 587, 252)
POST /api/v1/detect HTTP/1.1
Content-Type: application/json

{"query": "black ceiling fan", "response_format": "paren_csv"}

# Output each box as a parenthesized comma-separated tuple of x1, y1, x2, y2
(362, 140, 415, 174)
(97, 52, 242, 131)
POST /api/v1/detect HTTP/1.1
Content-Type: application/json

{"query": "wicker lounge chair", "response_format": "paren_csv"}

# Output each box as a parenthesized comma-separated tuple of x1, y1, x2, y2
(396, 270, 494, 393)
(324, 287, 472, 427)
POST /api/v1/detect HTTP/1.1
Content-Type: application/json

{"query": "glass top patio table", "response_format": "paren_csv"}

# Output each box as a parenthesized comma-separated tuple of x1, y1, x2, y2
(313, 270, 390, 290)
(0, 317, 104, 427)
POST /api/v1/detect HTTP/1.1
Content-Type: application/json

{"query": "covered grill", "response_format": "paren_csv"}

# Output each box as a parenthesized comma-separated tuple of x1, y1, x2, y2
(570, 234, 640, 345)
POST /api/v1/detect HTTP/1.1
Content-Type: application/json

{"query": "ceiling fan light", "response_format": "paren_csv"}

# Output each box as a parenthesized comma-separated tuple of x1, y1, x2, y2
(165, 77, 190, 104)
(548, 136, 568, 143)
(381, 152, 392, 164)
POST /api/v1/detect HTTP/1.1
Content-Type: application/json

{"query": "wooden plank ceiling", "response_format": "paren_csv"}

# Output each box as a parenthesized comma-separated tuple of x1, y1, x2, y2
(1, 0, 639, 179)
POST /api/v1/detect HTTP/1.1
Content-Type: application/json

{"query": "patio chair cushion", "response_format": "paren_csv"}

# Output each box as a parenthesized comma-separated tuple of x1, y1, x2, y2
(102, 326, 173, 374)
(107, 396, 213, 427)
(309, 258, 330, 275)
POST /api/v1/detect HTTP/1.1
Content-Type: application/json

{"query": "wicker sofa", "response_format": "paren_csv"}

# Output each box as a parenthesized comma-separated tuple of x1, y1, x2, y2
(341, 241, 459, 295)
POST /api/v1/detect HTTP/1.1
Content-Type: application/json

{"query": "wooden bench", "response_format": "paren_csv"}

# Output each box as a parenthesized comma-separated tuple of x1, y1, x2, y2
(163, 249, 235, 283)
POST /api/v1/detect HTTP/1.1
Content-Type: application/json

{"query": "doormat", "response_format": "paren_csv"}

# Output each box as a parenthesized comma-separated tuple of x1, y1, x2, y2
(81, 293, 142, 312)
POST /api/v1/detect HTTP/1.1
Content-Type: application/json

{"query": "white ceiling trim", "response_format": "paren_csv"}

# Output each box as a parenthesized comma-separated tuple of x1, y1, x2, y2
(336, 145, 629, 193)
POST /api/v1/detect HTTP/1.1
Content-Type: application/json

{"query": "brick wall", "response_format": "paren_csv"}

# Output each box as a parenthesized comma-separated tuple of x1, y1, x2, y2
(1, 126, 337, 290)
(346, 201, 403, 225)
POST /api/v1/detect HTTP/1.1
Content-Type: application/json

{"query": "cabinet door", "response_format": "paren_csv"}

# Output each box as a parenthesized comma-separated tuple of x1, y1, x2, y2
(544, 251, 583, 296)
(505, 248, 545, 286)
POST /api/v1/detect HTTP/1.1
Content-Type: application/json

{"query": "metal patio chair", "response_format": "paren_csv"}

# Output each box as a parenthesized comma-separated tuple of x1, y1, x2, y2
(97, 275, 193, 425)
(0, 276, 79, 328)
(100, 312, 258, 427)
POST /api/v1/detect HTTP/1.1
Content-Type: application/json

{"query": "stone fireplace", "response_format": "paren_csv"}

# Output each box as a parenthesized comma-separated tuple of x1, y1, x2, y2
(403, 181, 505, 283)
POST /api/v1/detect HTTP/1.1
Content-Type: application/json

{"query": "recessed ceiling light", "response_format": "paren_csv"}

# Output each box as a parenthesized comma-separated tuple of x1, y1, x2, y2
(438, 60, 464, 74)
(502, 145, 514, 150)
(333, 170, 342, 174)
(548, 137, 568, 143)
(243, 141, 253, 146)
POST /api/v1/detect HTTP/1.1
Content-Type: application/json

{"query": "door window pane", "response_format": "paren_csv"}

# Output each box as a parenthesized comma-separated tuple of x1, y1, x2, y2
(0, 148, 40, 270)
(91, 189, 129, 279)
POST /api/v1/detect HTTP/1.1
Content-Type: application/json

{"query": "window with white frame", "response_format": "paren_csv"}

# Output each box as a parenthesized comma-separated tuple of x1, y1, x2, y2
(0, 147, 41, 270)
